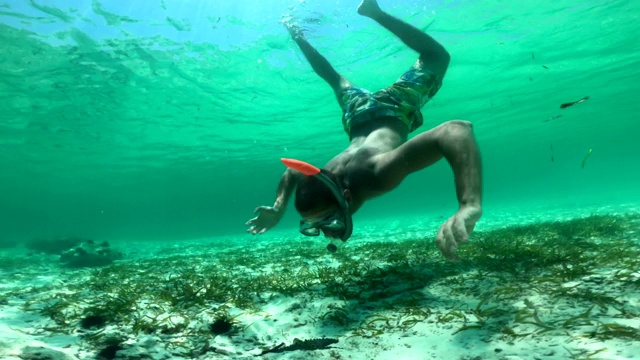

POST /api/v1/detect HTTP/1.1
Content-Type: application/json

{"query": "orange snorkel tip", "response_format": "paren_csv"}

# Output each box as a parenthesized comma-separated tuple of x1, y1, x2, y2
(281, 158, 321, 176)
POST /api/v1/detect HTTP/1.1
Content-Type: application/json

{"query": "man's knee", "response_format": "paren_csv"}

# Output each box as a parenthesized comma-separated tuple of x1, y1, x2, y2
(442, 120, 473, 137)
(445, 120, 472, 130)
(433, 47, 450, 66)
(339, 77, 353, 91)
(420, 48, 450, 81)
(433, 120, 474, 146)
(447, 119, 471, 127)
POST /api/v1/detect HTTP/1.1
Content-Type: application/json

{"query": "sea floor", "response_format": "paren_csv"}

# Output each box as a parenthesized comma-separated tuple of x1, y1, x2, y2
(1, 202, 639, 360)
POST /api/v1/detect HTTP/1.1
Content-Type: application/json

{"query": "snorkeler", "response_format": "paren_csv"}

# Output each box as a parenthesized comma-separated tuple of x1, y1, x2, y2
(246, 0, 482, 261)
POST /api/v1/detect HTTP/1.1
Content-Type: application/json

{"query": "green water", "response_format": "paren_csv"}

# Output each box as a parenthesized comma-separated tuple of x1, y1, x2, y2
(1, 0, 639, 246)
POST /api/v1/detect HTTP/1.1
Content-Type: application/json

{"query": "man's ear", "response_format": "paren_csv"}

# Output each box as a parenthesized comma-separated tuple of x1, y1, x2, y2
(343, 189, 352, 202)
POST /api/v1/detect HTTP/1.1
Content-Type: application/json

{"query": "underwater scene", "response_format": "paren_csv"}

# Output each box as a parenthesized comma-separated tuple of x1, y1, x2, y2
(1, 0, 639, 359)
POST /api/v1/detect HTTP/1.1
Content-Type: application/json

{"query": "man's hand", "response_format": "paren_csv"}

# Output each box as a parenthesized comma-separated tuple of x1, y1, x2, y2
(245, 206, 283, 235)
(435, 204, 482, 261)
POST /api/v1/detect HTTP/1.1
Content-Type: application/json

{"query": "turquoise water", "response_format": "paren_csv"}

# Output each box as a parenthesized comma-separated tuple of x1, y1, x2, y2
(1, 2, 640, 359)
(1, 0, 639, 244)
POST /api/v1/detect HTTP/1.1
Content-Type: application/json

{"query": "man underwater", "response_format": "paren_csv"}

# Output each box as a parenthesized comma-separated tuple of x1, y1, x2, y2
(246, 0, 482, 261)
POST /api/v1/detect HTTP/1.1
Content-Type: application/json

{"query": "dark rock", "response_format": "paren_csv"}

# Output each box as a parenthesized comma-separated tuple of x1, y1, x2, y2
(97, 344, 122, 360)
(60, 241, 123, 268)
(106, 346, 155, 360)
(19, 346, 76, 360)
(25, 237, 86, 254)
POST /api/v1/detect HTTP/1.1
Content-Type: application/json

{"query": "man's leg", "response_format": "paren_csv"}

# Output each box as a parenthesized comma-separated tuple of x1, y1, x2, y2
(358, 0, 450, 81)
(286, 24, 353, 96)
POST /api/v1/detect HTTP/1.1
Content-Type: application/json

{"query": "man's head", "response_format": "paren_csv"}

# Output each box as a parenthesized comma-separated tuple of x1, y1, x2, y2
(295, 170, 351, 239)
(295, 169, 341, 214)
(280, 158, 353, 244)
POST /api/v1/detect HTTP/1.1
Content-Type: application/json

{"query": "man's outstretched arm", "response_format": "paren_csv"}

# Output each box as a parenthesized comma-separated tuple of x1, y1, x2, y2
(273, 168, 301, 212)
(246, 169, 301, 234)
(374, 120, 483, 260)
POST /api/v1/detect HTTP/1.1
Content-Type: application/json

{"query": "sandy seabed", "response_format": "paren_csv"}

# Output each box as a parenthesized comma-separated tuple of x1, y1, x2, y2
(1, 203, 639, 360)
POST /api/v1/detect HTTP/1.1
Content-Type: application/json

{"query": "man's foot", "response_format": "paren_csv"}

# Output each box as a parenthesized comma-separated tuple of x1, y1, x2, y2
(284, 22, 305, 41)
(357, 0, 384, 19)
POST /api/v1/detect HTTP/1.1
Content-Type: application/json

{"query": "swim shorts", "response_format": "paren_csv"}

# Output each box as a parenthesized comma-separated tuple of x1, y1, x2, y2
(338, 58, 442, 137)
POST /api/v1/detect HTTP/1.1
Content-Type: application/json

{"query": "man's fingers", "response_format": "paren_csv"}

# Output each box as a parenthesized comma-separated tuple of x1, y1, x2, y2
(452, 217, 469, 243)
(436, 223, 460, 262)
(442, 224, 458, 260)
(435, 220, 458, 261)
(435, 209, 482, 261)
(246, 225, 267, 235)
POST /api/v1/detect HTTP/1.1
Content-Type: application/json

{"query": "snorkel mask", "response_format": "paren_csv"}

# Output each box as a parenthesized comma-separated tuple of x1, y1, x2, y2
(281, 158, 353, 252)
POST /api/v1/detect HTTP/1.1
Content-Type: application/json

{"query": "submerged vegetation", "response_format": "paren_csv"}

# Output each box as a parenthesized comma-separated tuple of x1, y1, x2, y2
(1, 214, 639, 357)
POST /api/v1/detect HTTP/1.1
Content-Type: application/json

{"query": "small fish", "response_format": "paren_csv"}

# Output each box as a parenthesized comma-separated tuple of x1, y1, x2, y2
(581, 148, 593, 168)
(259, 338, 339, 356)
(560, 96, 589, 109)
(543, 114, 562, 122)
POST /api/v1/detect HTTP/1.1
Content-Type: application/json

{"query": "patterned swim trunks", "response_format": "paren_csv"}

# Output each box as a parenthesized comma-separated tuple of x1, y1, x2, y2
(338, 58, 442, 137)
